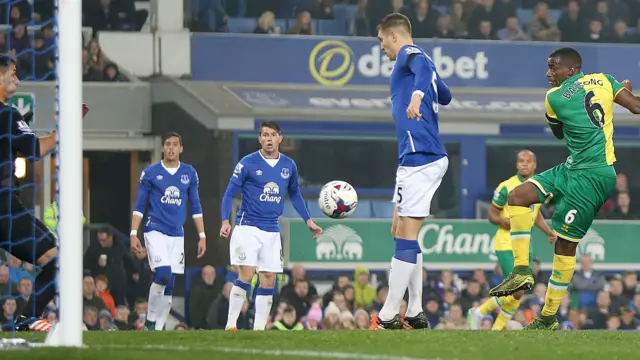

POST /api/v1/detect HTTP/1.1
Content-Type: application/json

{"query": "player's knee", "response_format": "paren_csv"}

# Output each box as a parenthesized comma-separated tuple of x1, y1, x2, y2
(154, 266, 172, 285)
(259, 272, 276, 288)
(554, 237, 578, 257)
(164, 274, 176, 296)
(393, 239, 421, 264)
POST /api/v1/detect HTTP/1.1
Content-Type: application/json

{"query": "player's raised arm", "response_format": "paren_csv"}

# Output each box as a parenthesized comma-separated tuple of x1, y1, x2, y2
(220, 161, 245, 238)
(188, 169, 206, 258)
(611, 78, 640, 114)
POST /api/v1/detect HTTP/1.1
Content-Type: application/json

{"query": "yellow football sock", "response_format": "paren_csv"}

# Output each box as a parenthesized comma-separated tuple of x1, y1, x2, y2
(509, 206, 534, 267)
(541, 254, 576, 317)
(478, 297, 499, 316)
(493, 296, 520, 330)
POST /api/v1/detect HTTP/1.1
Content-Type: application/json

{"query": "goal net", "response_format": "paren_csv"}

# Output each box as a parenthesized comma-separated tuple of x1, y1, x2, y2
(0, 0, 82, 349)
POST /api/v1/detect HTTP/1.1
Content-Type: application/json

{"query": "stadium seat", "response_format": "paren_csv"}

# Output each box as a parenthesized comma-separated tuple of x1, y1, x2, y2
(548, 9, 561, 24)
(282, 200, 298, 218)
(332, 4, 357, 21)
(317, 19, 348, 36)
(372, 200, 395, 219)
(351, 199, 373, 218)
(227, 17, 256, 33)
(274, 19, 287, 32)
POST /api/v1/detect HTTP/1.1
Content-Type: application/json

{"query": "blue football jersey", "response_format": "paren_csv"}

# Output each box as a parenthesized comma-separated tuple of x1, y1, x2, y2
(230, 151, 303, 232)
(390, 44, 450, 167)
(133, 162, 203, 237)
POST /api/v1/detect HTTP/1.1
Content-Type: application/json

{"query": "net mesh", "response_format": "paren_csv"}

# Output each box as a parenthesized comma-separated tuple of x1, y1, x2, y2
(0, 0, 59, 337)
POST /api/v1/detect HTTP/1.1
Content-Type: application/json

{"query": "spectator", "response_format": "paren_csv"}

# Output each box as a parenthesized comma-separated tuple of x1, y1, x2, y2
(32, 31, 55, 81)
(421, 268, 436, 302)
(460, 280, 483, 313)
(83, 275, 108, 311)
(497, 16, 530, 40)
(474, 19, 497, 39)
(0, 265, 17, 298)
(467, 0, 505, 37)
(584, 290, 611, 329)
(448, 2, 469, 38)
(132, 298, 148, 329)
(7, 255, 34, 285)
(623, 272, 639, 299)
(9, 6, 26, 26)
(410, 0, 439, 38)
(528, 2, 560, 41)
(0, 31, 7, 54)
(310, 0, 334, 19)
(288, 11, 315, 35)
(340, 310, 357, 329)
(424, 296, 441, 328)
(619, 306, 637, 330)
(207, 282, 234, 329)
(368, 285, 388, 312)
(593, 0, 612, 29)
(585, 19, 606, 42)
(83, 306, 100, 331)
(0, 298, 17, 328)
(303, 302, 324, 330)
(557, 292, 572, 323)
(322, 275, 350, 309)
(95, 275, 116, 316)
(272, 305, 303, 330)
(114, 0, 149, 31)
(632, 293, 640, 321)
(354, 309, 370, 330)
(607, 191, 636, 219)
(531, 258, 546, 286)
(98, 309, 113, 330)
(174, 322, 188, 330)
(609, 277, 629, 313)
(254, 11, 280, 34)
(434, 14, 455, 38)
(323, 302, 341, 329)
(189, 265, 223, 329)
(343, 284, 357, 312)
(434, 270, 459, 301)
(606, 314, 621, 330)
(85, 39, 106, 81)
(114, 305, 134, 330)
(281, 264, 318, 299)
(282, 278, 311, 321)
(83, 49, 101, 81)
(608, 19, 632, 43)
(103, 63, 124, 82)
(126, 245, 152, 309)
(14, 277, 32, 316)
(353, 267, 376, 309)
(83, 226, 139, 306)
(350, 0, 371, 36)
(86, 0, 122, 31)
(558, 0, 585, 42)
(436, 303, 468, 330)
(571, 255, 606, 308)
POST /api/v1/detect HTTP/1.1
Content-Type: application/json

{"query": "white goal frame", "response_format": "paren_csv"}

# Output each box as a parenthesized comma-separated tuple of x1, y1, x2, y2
(45, 0, 83, 347)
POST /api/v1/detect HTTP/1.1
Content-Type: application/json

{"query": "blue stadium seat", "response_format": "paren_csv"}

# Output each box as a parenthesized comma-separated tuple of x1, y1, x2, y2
(282, 200, 298, 218)
(274, 19, 287, 32)
(548, 9, 561, 24)
(333, 4, 358, 21)
(351, 199, 373, 218)
(516, 8, 533, 26)
(317, 19, 348, 36)
(227, 17, 256, 33)
(372, 200, 395, 219)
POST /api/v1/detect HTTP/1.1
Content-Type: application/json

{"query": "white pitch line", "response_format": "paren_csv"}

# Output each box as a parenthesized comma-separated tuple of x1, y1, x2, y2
(86, 344, 444, 360)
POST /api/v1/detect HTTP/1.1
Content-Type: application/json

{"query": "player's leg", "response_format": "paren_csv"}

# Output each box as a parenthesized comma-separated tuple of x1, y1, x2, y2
(525, 167, 616, 330)
(469, 248, 513, 329)
(375, 158, 447, 330)
(143, 231, 173, 330)
(490, 250, 526, 331)
(155, 235, 184, 330)
(489, 166, 559, 297)
(226, 225, 260, 330)
(252, 230, 281, 330)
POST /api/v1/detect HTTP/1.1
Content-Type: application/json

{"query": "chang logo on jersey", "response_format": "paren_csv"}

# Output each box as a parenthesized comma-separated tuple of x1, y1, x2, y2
(260, 182, 282, 203)
(309, 40, 355, 87)
(161, 186, 182, 206)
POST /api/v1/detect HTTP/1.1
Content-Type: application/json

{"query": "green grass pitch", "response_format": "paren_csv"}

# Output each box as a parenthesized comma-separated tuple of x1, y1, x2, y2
(4, 331, 640, 360)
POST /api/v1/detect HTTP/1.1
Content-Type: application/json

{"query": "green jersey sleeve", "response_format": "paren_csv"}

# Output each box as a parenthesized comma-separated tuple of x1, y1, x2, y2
(545, 89, 560, 123)
(492, 185, 508, 209)
(605, 74, 625, 98)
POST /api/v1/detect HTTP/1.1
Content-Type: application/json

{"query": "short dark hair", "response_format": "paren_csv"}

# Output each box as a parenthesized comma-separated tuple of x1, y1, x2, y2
(163, 132, 183, 145)
(549, 47, 582, 69)
(97, 225, 113, 236)
(259, 121, 281, 134)
(377, 13, 412, 34)
(0, 53, 15, 71)
(283, 305, 296, 314)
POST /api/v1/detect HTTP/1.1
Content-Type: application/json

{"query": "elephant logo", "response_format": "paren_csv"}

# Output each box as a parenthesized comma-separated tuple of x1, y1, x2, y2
(577, 229, 605, 261)
(315, 225, 363, 261)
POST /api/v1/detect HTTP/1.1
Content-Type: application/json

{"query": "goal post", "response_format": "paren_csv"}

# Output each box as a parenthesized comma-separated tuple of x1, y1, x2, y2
(45, 0, 83, 347)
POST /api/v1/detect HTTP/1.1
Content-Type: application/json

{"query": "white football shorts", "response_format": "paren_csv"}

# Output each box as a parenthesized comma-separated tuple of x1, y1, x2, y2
(229, 225, 283, 273)
(392, 156, 449, 217)
(144, 230, 185, 274)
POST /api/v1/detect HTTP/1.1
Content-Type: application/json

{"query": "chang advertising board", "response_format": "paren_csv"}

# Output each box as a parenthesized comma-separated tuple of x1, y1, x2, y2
(192, 34, 640, 88)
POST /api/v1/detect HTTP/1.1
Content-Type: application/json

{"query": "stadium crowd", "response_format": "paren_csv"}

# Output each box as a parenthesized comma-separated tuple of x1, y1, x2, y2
(193, 0, 640, 43)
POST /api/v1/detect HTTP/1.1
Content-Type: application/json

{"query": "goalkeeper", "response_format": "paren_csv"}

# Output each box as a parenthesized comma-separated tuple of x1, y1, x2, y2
(0, 55, 87, 330)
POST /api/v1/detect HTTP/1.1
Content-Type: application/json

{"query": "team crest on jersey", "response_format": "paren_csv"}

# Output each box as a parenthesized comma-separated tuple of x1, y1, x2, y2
(181, 174, 189, 184)
(280, 168, 290, 179)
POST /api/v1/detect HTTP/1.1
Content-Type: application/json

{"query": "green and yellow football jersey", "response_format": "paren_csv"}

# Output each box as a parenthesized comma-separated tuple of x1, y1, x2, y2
(545, 72, 625, 170)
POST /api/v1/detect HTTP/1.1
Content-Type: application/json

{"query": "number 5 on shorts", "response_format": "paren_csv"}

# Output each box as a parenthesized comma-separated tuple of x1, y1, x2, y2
(396, 187, 403, 204)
